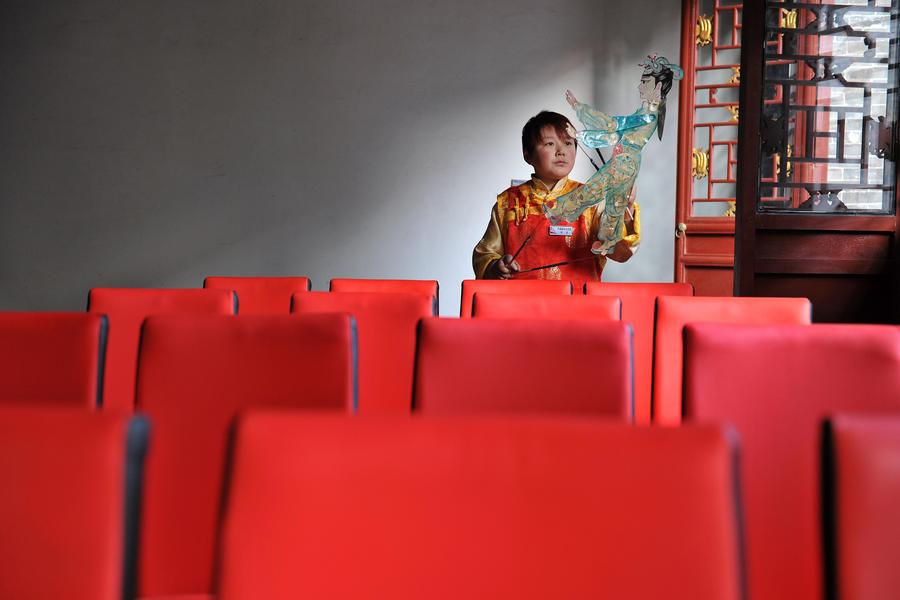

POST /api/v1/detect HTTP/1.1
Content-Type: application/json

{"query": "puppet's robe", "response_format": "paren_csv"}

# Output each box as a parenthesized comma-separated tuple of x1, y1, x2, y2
(546, 102, 657, 255)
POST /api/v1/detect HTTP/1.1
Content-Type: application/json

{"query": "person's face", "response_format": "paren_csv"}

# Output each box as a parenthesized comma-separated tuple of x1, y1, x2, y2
(638, 75, 661, 102)
(526, 125, 576, 183)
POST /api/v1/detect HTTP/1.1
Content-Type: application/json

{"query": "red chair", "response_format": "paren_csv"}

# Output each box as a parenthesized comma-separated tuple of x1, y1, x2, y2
(0, 407, 148, 600)
(459, 279, 572, 318)
(473, 293, 621, 320)
(135, 313, 357, 597)
(654, 296, 811, 424)
(204, 276, 311, 314)
(330, 278, 439, 310)
(414, 318, 633, 418)
(87, 288, 235, 413)
(292, 291, 435, 413)
(217, 413, 743, 600)
(683, 323, 900, 600)
(0, 312, 107, 409)
(825, 414, 900, 600)
(585, 282, 693, 425)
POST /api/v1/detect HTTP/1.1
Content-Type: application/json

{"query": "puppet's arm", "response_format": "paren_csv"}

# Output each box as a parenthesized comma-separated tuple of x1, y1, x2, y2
(577, 113, 657, 149)
(566, 91, 656, 149)
(577, 116, 653, 150)
(566, 90, 616, 131)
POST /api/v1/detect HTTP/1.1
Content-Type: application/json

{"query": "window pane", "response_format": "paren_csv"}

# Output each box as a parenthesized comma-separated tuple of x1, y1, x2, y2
(757, 0, 898, 214)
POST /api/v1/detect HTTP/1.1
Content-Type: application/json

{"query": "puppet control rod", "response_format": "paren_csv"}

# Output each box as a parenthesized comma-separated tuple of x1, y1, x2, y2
(509, 232, 597, 275)
(517, 255, 595, 274)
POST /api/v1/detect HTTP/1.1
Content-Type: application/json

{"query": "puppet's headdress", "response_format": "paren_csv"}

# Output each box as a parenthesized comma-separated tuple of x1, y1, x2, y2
(639, 54, 684, 80)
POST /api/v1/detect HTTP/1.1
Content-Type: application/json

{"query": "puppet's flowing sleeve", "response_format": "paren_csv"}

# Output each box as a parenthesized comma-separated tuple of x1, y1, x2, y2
(574, 103, 656, 149)
(472, 203, 504, 278)
(574, 102, 617, 132)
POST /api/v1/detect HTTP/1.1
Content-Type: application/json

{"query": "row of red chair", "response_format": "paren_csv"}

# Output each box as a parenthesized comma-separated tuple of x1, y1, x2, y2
(3, 300, 632, 417)
(204, 277, 687, 424)
(84, 286, 437, 413)
(5, 285, 812, 420)
(470, 289, 812, 424)
(4, 406, 899, 600)
(2, 278, 895, 600)
(2, 307, 896, 599)
(203, 276, 439, 313)
(201, 277, 814, 424)
(200, 275, 673, 321)
(199, 274, 671, 316)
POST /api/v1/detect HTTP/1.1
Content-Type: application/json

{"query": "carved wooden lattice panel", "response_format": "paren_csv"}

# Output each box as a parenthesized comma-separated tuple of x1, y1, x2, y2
(675, 0, 743, 295)
(692, 0, 743, 217)
(759, 0, 899, 213)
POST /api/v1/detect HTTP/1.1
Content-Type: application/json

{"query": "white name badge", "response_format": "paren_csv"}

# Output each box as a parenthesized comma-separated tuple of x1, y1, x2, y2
(549, 225, 574, 236)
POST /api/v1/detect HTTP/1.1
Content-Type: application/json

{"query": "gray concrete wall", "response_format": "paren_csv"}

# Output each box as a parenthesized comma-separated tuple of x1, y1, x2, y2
(0, 0, 682, 315)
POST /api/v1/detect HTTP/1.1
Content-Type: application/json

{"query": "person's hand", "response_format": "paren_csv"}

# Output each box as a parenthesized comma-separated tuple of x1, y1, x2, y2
(488, 254, 521, 279)
(565, 89, 578, 109)
(565, 123, 578, 140)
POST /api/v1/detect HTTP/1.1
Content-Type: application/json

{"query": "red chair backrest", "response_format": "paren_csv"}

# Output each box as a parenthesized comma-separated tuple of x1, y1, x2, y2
(473, 293, 621, 321)
(654, 296, 811, 424)
(825, 414, 900, 600)
(87, 288, 235, 412)
(135, 314, 356, 597)
(203, 276, 311, 314)
(330, 278, 439, 310)
(218, 414, 743, 600)
(459, 279, 572, 317)
(683, 323, 900, 600)
(414, 318, 633, 418)
(291, 291, 435, 413)
(0, 407, 148, 600)
(0, 312, 107, 409)
(585, 282, 693, 424)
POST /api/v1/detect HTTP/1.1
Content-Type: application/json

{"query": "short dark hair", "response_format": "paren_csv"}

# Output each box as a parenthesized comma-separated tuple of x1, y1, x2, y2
(522, 111, 575, 158)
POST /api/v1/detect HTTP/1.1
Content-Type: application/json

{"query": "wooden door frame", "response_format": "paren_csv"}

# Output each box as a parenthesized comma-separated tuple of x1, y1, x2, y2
(734, 0, 763, 296)
(675, 0, 739, 291)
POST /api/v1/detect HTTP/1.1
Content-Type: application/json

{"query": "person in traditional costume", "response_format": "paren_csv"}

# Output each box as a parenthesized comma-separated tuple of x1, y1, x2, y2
(473, 55, 682, 285)
(472, 110, 640, 289)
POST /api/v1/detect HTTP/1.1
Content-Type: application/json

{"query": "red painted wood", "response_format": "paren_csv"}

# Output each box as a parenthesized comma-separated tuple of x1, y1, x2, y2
(676, 0, 741, 295)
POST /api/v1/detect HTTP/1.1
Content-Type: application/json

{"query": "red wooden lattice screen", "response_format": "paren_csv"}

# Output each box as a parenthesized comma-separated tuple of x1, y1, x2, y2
(675, 0, 743, 295)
